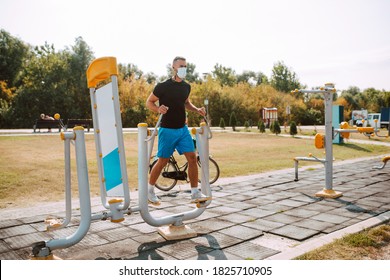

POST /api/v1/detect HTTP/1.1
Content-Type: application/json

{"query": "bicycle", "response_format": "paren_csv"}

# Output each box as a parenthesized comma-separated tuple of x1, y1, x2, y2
(149, 153, 220, 191)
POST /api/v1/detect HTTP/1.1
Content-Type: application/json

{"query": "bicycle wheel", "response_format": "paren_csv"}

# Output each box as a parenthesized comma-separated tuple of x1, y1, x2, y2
(197, 156, 220, 185)
(149, 159, 178, 191)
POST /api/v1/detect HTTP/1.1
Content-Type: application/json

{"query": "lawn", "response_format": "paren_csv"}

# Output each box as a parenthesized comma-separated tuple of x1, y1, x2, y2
(0, 130, 389, 209)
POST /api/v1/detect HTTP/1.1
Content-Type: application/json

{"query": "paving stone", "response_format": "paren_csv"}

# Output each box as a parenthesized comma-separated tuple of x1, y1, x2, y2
(283, 208, 321, 218)
(191, 232, 242, 250)
(0, 219, 23, 229)
(218, 213, 257, 224)
(210, 191, 233, 198)
(243, 219, 285, 232)
(96, 226, 143, 242)
(222, 194, 253, 202)
(157, 239, 211, 259)
(124, 249, 178, 260)
(0, 240, 12, 254)
(257, 203, 294, 213)
(187, 249, 242, 260)
(18, 215, 48, 224)
(219, 225, 263, 240)
(240, 208, 275, 218)
(69, 233, 110, 249)
(263, 213, 304, 224)
(310, 213, 351, 224)
(224, 242, 279, 260)
(0, 250, 23, 260)
(190, 210, 220, 222)
(250, 233, 300, 252)
(191, 218, 235, 233)
(293, 219, 336, 231)
(130, 222, 158, 234)
(0, 224, 37, 239)
(224, 201, 257, 210)
(300, 203, 336, 213)
(275, 199, 309, 207)
(207, 206, 239, 215)
(89, 220, 124, 233)
(62, 238, 142, 260)
(327, 207, 368, 218)
(245, 197, 275, 206)
(260, 193, 288, 202)
(48, 225, 81, 239)
(270, 224, 319, 241)
(4, 231, 52, 250)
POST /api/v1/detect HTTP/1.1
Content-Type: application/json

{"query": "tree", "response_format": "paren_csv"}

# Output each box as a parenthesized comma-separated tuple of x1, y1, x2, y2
(290, 121, 298, 137)
(258, 120, 265, 133)
(273, 120, 281, 135)
(66, 37, 94, 118)
(244, 120, 250, 131)
(0, 29, 29, 87)
(219, 117, 225, 129)
(118, 63, 143, 80)
(229, 111, 237, 131)
(212, 63, 237, 86)
(237, 70, 268, 86)
(9, 38, 94, 127)
(270, 61, 301, 93)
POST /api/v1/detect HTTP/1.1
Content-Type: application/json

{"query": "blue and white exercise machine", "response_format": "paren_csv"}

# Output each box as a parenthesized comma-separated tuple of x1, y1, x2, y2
(32, 57, 212, 259)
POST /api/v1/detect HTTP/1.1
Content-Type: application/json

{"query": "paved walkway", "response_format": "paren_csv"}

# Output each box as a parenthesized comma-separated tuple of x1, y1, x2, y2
(0, 155, 389, 260)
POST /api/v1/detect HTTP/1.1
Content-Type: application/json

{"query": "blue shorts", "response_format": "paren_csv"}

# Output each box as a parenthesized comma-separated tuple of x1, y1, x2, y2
(157, 125, 195, 158)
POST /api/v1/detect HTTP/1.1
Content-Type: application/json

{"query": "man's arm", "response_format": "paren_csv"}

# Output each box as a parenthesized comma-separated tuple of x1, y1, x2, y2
(146, 93, 169, 114)
(185, 98, 206, 116)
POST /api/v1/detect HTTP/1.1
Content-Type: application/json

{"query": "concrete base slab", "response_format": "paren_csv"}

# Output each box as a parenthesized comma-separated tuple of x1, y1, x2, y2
(158, 225, 197, 240)
(315, 189, 343, 198)
(31, 254, 62, 260)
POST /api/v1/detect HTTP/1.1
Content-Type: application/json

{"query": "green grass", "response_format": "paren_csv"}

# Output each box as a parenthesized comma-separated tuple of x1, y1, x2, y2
(295, 224, 390, 260)
(0, 131, 389, 209)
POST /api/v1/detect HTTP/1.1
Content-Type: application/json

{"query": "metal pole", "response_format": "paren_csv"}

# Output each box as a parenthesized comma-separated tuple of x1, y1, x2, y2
(324, 91, 333, 191)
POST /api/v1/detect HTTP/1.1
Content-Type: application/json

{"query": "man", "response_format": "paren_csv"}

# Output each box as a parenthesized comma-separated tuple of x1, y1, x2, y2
(146, 56, 210, 205)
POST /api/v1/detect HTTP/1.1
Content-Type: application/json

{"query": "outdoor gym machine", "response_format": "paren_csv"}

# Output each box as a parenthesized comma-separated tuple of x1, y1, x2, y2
(292, 83, 387, 198)
(31, 57, 212, 259)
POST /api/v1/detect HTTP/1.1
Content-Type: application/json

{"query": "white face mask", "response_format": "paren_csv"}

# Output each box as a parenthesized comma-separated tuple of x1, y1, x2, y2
(177, 67, 187, 79)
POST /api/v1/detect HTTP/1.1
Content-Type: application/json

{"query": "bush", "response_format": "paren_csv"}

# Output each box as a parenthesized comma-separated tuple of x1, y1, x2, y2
(219, 117, 225, 129)
(229, 112, 237, 131)
(269, 121, 274, 133)
(244, 120, 250, 131)
(272, 120, 281, 135)
(258, 120, 265, 133)
(290, 121, 298, 136)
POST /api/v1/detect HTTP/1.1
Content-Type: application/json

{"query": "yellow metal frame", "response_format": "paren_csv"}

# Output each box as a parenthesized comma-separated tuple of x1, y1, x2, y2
(86, 57, 118, 88)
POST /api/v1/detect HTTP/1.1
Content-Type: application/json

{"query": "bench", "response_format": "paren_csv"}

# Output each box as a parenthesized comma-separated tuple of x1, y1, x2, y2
(65, 119, 93, 132)
(33, 119, 62, 132)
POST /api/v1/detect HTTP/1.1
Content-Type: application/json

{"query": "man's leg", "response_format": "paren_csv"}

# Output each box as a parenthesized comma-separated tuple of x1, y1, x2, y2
(184, 152, 209, 203)
(148, 157, 169, 204)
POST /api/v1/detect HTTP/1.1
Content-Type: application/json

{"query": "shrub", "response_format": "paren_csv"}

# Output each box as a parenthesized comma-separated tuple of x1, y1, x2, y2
(273, 120, 281, 135)
(229, 112, 237, 131)
(290, 121, 298, 136)
(244, 120, 250, 131)
(258, 120, 265, 133)
(219, 117, 225, 129)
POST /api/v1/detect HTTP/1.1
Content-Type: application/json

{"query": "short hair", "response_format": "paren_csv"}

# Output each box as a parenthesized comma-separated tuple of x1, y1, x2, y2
(173, 56, 186, 64)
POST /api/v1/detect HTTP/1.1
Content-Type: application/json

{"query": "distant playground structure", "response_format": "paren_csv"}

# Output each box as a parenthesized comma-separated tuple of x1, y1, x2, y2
(32, 57, 213, 259)
(292, 83, 389, 198)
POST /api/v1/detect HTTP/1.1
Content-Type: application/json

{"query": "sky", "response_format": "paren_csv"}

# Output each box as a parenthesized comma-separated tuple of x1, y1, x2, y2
(1, 0, 390, 91)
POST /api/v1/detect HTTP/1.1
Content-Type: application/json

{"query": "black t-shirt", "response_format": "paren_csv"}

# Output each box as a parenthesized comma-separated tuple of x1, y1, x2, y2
(153, 79, 191, 128)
